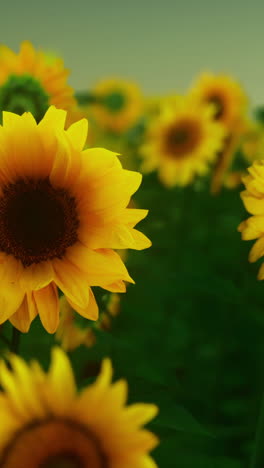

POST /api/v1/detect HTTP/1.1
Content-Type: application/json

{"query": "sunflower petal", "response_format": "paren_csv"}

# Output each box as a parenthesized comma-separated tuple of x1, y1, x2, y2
(33, 283, 59, 333)
(66, 118, 88, 151)
(66, 288, 99, 321)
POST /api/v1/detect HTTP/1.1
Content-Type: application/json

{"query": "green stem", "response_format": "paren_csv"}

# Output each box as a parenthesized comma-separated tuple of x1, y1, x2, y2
(10, 327, 21, 355)
(250, 392, 264, 467)
(0, 334, 10, 347)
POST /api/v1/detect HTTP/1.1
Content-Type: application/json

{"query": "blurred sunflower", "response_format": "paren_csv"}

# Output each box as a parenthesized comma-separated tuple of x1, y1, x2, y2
(56, 296, 96, 351)
(56, 293, 121, 351)
(141, 96, 225, 187)
(0, 106, 151, 333)
(238, 161, 264, 279)
(223, 171, 245, 189)
(0, 41, 75, 122)
(0, 347, 159, 468)
(189, 73, 247, 127)
(91, 78, 143, 133)
(241, 121, 264, 163)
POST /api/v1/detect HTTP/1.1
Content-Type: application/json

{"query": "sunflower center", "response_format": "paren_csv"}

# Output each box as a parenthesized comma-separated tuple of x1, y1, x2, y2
(102, 91, 126, 113)
(164, 119, 202, 158)
(0, 178, 79, 267)
(40, 453, 82, 468)
(0, 419, 107, 468)
(0, 74, 50, 123)
(207, 94, 225, 120)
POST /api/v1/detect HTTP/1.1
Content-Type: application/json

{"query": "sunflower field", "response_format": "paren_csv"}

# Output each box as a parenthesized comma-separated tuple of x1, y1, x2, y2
(0, 38, 264, 468)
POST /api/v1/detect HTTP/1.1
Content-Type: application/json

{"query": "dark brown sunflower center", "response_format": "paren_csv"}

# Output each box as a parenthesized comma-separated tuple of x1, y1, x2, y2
(0, 178, 79, 267)
(207, 94, 225, 119)
(164, 119, 202, 159)
(40, 453, 82, 468)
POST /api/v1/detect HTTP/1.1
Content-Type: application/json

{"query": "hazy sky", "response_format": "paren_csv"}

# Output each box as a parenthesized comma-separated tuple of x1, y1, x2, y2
(1, 0, 264, 105)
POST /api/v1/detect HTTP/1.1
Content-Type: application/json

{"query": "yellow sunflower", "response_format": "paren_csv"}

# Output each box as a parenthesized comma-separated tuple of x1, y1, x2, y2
(0, 106, 151, 333)
(141, 96, 225, 187)
(0, 41, 75, 122)
(238, 161, 264, 279)
(0, 347, 159, 468)
(189, 73, 247, 128)
(91, 78, 143, 133)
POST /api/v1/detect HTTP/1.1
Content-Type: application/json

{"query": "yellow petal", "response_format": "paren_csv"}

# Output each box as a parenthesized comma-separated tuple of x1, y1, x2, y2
(137, 455, 159, 468)
(66, 118, 88, 151)
(7, 354, 46, 418)
(103, 280, 127, 292)
(9, 292, 37, 333)
(39, 106, 67, 132)
(0, 361, 31, 420)
(241, 191, 264, 215)
(108, 379, 128, 407)
(53, 258, 90, 308)
(258, 262, 264, 280)
(249, 237, 264, 263)
(33, 283, 59, 333)
(66, 244, 133, 286)
(48, 347, 76, 410)
(238, 216, 264, 240)
(0, 259, 24, 324)
(128, 229, 152, 250)
(95, 358, 113, 389)
(124, 404, 159, 426)
(19, 261, 54, 291)
(82, 148, 121, 176)
(66, 288, 99, 321)
(121, 208, 149, 227)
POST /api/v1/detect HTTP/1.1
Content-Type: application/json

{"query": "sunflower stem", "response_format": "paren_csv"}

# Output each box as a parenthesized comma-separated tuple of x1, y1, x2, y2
(0, 333, 10, 347)
(250, 392, 264, 467)
(10, 327, 21, 355)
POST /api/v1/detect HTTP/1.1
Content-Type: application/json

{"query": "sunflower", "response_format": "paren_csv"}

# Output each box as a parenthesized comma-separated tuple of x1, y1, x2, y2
(141, 96, 225, 187)
(189, 73, 247, 128)
(0, 106, 151, 333)
(91, 78, 143, 133)
(0, 41, 75, 122)
(56, 296, 96, 352)
(238, 161, 264, 279)
(0, 347, 159, 468)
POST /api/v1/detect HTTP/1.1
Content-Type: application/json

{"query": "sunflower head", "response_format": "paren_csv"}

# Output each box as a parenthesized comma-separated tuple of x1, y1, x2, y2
(0, 106, 151, 333)
(0, 347, 159, 468)
(238, 160, 264, 280)
(189, 73, 247, 128)
(0, 41, 76, 122)
(91, 78, 143, 133)
(141, 96, 226, 187)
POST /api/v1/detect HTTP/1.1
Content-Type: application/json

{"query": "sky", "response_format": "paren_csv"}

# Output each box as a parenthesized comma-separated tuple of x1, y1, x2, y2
(1, 0, 264, 105)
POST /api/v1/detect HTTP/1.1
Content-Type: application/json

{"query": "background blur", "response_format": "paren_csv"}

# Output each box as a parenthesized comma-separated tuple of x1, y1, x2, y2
(2, 2, 264, 467)
(2, 0, 264, 103)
